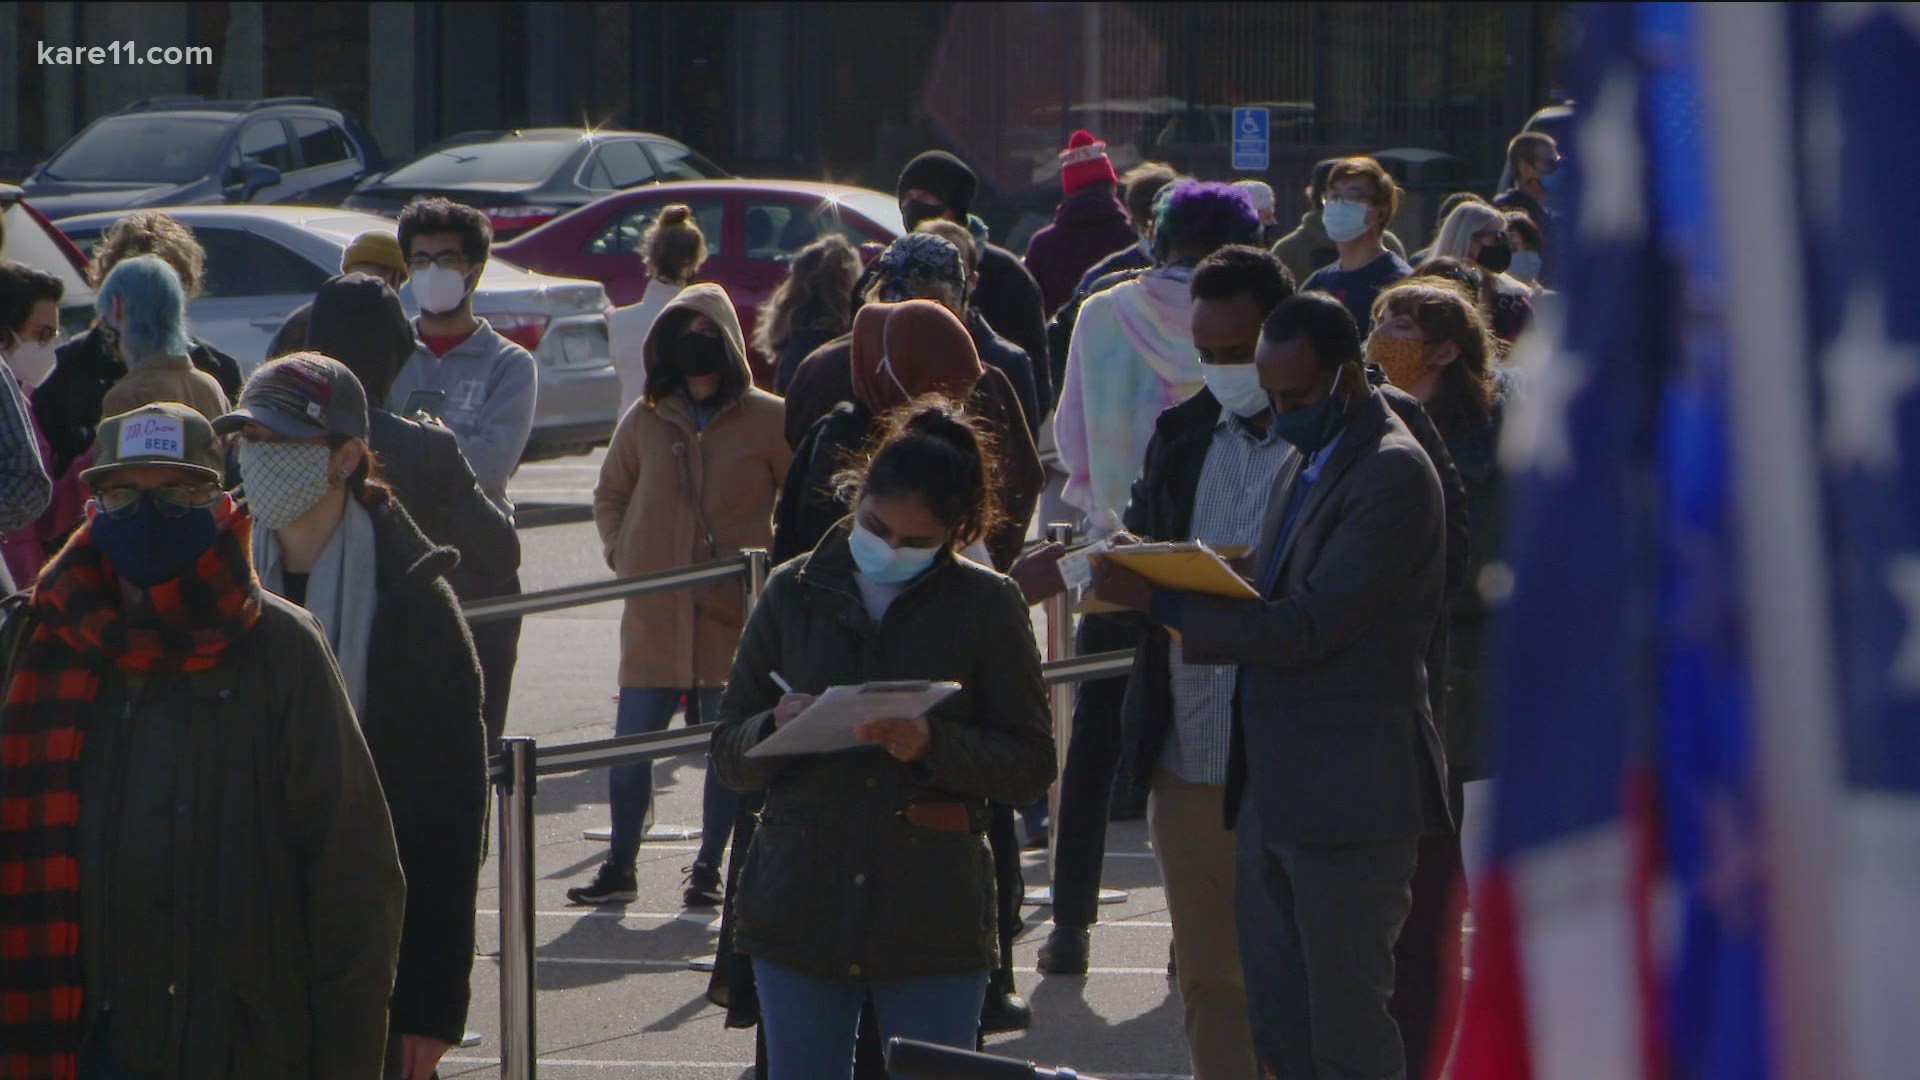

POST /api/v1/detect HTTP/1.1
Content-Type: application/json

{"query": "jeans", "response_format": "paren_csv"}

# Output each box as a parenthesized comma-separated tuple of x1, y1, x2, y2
(607, 686, 733, 870)
(754, 958, 988, 1079)
(1049, 613, 1139, 928)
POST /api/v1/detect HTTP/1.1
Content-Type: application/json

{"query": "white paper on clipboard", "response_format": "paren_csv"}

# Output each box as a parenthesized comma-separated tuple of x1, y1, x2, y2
(746, 681, 962, 758)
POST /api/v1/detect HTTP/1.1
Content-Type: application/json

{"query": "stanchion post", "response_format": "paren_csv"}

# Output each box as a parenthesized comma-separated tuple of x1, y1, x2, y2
(497, 737, 538, 1080)
(1042, 523, 1076, 882)
(745, 548, 771, 614)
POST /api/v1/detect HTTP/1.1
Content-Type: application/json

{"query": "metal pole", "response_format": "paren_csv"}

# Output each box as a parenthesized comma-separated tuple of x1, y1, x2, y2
(497, 737, 538, 1080)
(1042, 523, 1076, 885)
(745, 548, 771, 614)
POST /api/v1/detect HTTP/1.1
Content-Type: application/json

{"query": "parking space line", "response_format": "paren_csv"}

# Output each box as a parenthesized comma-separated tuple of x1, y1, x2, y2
(477, 909, 1175, 928)
(442, 1058, 1190, 1079)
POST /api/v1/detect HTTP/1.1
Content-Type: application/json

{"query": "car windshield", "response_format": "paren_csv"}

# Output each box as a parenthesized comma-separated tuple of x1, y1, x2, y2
(383, 140, 577, 186)
(41, 116, 229, 183)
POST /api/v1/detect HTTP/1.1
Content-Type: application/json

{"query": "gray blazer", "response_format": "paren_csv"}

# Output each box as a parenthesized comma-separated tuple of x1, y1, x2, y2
(1181, 385, 1452, 845)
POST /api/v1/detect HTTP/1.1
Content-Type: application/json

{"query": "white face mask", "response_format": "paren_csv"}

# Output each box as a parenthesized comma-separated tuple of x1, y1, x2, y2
(1321, 199, 1371, 243)
(1508, 250, 1543, 284)
(4, 335, 58, 388)
(410, 265, 471, 315)
(1199, 361, 1271, 419)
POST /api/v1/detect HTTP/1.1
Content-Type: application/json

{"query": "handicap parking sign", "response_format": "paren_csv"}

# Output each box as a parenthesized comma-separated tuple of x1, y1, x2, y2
(1232, 106, 1270, 172)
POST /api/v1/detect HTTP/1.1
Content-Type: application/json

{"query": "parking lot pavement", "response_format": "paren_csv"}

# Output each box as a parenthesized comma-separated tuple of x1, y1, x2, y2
(473, 471, 1191, 1078)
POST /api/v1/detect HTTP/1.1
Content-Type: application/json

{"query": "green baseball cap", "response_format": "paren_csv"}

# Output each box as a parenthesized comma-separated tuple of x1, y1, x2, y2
(83, 403, 226, 485)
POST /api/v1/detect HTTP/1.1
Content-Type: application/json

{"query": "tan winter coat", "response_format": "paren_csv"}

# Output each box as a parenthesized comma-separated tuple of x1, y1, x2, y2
(102, 352, 230, 420)
(595, 284, 792, 688)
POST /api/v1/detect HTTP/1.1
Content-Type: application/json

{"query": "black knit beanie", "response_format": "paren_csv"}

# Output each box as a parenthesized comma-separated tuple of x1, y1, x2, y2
(896, 150, 978, 217)
(308, 272, 416, 404)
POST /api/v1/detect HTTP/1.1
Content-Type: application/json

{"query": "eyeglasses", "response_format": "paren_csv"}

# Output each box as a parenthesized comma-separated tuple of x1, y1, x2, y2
(94, 484, 220, 520)
(407, 251, 470, 272)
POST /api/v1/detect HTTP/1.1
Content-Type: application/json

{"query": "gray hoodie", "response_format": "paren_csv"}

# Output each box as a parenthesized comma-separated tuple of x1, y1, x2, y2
(389, 318, 538, 510)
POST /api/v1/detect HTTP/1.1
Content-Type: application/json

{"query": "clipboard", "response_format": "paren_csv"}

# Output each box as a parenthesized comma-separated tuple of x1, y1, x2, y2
(746, 680, 962, 758)
(1074, 541, 1255, 617)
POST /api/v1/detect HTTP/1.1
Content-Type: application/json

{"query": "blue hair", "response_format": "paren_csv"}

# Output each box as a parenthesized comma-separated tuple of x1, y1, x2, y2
(1152, 180, 1260, 260)
(95, 254, 190, 361)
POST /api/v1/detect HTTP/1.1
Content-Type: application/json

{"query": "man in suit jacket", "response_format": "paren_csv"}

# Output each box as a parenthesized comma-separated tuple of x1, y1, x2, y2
(1093, 292, 1451, 1079)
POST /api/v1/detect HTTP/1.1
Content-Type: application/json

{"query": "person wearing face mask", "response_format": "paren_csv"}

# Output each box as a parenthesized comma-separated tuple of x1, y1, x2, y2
(386, 197, 537, 511)
(0, 401, 405, 1079)
(711, 400, 1054, 1077)
(93, 255, 230, 422)
(1091, 292, 1451, 1080)
(0, 261, 59, 591)
(1365, 280, 1505, 1080)
(1099, 245, 1295, 1080)
(1270, 158, 1414, 290)
(1430, 200, 1535, 343)
(569, 283, 791, 910)
(218, 354, 485, 1080)
(1297, 157, 1414, 338)
(895, 150, 1051, 383)
(264, 229, 412, 362)
(1505, 211, 1548, 291)
(1493, 130, 1562, 259)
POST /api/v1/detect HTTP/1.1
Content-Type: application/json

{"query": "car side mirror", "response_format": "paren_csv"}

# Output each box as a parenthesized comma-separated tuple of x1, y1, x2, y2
(238, 162, 282, 202)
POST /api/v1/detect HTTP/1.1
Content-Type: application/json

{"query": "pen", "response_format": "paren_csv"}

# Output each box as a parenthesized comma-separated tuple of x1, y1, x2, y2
(769, 671, 794, 694)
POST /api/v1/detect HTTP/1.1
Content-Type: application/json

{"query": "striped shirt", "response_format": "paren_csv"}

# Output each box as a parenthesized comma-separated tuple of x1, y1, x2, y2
(1164, 412, 1294, 785)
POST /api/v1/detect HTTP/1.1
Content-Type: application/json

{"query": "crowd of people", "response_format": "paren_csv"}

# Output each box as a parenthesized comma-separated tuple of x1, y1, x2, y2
(0, 118, 1561, 1078)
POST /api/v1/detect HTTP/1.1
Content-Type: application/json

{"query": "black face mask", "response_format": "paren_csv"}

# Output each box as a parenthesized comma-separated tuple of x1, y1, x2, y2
(900, 200, 949, 231)
(1476, 241, 1513, 274)
(673, 333, 729, 379)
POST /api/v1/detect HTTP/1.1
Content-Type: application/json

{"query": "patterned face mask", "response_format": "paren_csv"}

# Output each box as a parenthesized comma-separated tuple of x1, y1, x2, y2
(237, 441, 336, 529)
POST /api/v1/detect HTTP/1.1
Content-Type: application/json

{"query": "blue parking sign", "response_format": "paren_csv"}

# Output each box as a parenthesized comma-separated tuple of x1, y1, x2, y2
(1232, 106, 1270, 172)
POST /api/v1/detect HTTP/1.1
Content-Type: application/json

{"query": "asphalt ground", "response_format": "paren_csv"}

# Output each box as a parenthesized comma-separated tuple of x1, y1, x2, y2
(438, 451, 1193, 1079)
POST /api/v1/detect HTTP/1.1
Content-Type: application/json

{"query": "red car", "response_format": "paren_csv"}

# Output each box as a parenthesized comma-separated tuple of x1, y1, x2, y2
(494, 180, 902, 375)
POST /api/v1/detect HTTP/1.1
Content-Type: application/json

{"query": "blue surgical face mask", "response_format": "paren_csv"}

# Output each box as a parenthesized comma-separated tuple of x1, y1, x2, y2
(1321, 199, 1371, 243)
(1538, 166, 1565, 193)
(1268, 365, 1350, 454)
(1508, 250, 1543, 284)
(849, 520, 943, 585)
(1199, 361, 1270, 419)
(90, 497, 222, 588)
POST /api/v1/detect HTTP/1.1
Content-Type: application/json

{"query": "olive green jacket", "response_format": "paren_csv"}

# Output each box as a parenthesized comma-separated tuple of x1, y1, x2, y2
(711, 523, 1054, 981)
(75, 593, 405, 1079)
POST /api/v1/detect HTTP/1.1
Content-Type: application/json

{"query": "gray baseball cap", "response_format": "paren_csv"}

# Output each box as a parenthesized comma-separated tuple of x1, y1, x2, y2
(214, 352, 369, 441)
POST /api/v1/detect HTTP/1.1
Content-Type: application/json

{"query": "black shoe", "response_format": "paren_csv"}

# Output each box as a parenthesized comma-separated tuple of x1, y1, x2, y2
(979, 985, 1033, 1034)
(566, 864, 638, 905)
(682, 862, 724, 907)
(1036, 925, 1090, 975)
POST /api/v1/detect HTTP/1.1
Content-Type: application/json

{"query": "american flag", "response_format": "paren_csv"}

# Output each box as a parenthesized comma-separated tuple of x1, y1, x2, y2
(1454, 4, 1920, 1079)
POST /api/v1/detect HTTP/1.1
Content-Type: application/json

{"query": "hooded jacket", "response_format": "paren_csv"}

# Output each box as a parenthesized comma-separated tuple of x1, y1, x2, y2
(595, 284, 792, 687)
(1053, 269, 1207, 532)
(386, 319, 538, 512)
(1024, 187, 1139, 317)
(34, 328, 240, 479)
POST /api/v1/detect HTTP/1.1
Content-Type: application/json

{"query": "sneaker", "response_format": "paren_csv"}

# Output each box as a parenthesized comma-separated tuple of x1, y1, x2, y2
(682, 862, 724, 908)
(566, 864, 638, 905)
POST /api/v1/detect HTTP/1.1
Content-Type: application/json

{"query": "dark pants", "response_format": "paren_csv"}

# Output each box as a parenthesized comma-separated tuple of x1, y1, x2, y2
(1390, 782, 1468, 1080)
(1049, 614, 1138, 929)
(471, 610, 522, 749)
(1235, 802, 1419, 1080)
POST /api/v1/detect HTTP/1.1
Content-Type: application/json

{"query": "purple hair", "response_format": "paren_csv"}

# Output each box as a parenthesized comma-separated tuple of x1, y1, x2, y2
(1152, 180, 1260, 257)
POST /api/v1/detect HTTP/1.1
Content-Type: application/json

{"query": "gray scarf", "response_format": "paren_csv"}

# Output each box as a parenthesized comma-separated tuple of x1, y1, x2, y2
(253, 499, 379, 718)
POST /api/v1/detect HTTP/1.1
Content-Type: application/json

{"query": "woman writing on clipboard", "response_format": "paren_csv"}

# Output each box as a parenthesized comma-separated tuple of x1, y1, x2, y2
(711, 399, 1054, 1074)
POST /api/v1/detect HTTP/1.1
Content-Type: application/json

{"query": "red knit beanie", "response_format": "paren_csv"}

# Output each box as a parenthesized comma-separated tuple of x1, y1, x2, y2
(1059, 129, 1118, 195)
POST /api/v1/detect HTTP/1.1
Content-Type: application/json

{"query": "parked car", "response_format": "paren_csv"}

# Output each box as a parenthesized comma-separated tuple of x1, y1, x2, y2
(494, 179, 903, 376)
(21, 97, 383, 220)
(0, 184, 97, 342)
(55, 205, 618, 460)
(345, 128, 730, 240)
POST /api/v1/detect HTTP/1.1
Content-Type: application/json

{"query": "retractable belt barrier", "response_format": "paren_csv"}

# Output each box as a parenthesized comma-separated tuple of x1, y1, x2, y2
(477, 533, 1140, 1079)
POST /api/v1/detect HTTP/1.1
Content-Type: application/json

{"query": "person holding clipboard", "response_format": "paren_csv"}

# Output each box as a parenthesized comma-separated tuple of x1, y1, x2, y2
(711, 399, 1054, 1075)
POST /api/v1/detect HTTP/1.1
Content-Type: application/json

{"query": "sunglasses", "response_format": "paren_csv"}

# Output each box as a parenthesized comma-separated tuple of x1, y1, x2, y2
(95, 484, 220, 520)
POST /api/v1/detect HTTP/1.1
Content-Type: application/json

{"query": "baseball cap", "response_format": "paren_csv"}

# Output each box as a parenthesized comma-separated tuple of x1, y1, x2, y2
(83, 403, 226, 485)
(341, 229, 407, 276)
(213, 353, 369, 442)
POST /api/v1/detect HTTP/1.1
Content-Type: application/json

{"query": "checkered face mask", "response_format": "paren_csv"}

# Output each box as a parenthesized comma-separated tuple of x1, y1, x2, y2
(238, 441, 335, 529)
